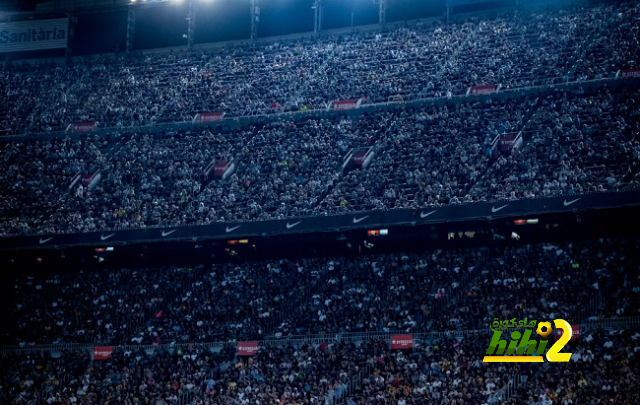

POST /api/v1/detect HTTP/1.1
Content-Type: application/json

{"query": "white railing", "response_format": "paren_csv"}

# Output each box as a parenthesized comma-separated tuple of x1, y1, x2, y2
(488, 373, 527, 404)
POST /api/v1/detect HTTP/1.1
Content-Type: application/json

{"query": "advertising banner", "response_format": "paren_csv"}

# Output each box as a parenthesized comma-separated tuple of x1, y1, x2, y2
(70, 122, 98, 133)
(499, 135, 517, 151)
(237, 341, 259, 356)
(214, 162, 229, 176)
(352, 148, 371, 165)
(93, 346, 113, 360)
(194, 112, 225, 123)
(620, 68, 640, 78)
(81, 174, 94, 187)
(391, 334, 413, 349)
(0, 19, 68, 53)
(2, 190, 639, 252)
(556, 325, 579, 340)
(331, 98, 365, 111)
(469, 85, 497, 96)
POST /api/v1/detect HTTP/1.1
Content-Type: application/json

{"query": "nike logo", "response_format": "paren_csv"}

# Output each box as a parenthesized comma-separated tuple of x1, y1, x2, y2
(352, 216, 369, 224)
(100, 233, 116, 241)
(563, 198, 581, 207)
(420, 210, 437, 219)
(491, 205, 508, 213)
(161, 230, 176, 237)
(286, 221, 302, 229)
(39, 237, 54, 245)
(225, 225, 241, 233)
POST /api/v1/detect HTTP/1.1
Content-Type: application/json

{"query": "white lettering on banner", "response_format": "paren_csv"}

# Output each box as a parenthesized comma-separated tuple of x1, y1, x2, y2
(390, 334, 414, 349)
(470, 85, 497, 96)
(198, 112, 224, 123)
(92, 346, 114, 360)
(71, 122, 98, 133)
(236, 342, 259, 356)
(334, 102, 357, 110)
(0, 19, 68, 53)
(331, 98, 365, 110)
(620, 68, 640, 78)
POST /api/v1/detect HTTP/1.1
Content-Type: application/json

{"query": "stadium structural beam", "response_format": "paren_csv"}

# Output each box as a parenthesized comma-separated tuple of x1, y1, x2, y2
(187, 0, 196, 51)
(313, 0, 323, 36)
(250, 0, 260, 46)
(65, 14, 77, 64)
(126, 6, 136, 54)
(378, 0, 387, 31)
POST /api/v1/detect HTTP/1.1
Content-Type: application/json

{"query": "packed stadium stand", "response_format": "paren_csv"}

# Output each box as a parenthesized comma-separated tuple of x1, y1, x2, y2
(1, 236, 640, 404)
(2, 84, 639, 235)
(0, 2, 639, 135)
(2, 0, 640, 404)
(3, 236, 639, 346)
(0, 3, 639, 235)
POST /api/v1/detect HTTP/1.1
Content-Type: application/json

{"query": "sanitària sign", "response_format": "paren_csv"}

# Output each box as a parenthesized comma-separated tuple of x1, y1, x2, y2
(483, 318, 573, 363)
(0, 19, 68, 53)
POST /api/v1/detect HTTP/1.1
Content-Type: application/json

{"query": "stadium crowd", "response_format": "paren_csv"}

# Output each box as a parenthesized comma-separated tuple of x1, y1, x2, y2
(3, 237, 638, 347)
(2, 329, 639, 405)
(0, 135, 107, 235)
(2, 84, 638, 236)
(0, 0, 639, 236)
(0, 2, 639, 135)
(2, 235, 639, 405)
(2, 1, 640, 403)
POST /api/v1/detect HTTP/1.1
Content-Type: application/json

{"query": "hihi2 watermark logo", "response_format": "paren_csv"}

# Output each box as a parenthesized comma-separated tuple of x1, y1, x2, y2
(483, 318, 573, 363)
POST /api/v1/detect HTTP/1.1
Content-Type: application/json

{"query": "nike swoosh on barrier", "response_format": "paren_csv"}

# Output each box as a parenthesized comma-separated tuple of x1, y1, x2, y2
(286, 221, 302, 229)
(161, 230, 177, 237)
(226, 225, 241, 233)
(352, 216, 369, 224)
(100, 234, 116, 241)
(563, 198, 581, 207)
(491, 205, 508, 213)
(420, 210, 437, 219)
(39, 237, 54, 244)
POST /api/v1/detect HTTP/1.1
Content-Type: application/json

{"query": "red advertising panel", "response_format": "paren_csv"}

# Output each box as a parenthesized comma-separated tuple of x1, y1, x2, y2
(72, 122, 98, 132)
(81, 174, 94, 187)
(198, 112, 225, 123)
(353, 152, 367, 165)
(237, 341, 259, 356)
(333, 99, 358, 110)
(93, 346, 113, 360)
(332, 97, 365, 110)
(470, 85, 497, 95)
(214, 162, 230, 177)
(499, 135, 517, 151)
(620, 68, 640, 78)
(391, 334, 414, 349)
(556, 325, 579, 340)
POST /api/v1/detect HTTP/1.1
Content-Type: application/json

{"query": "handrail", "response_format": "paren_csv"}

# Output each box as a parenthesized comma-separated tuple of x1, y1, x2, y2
(488, 373, 526, 404)
(2, 316, 638, 355)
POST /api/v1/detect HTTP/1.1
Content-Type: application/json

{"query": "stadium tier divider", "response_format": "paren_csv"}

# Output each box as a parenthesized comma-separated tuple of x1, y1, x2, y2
(1, 316, 638, 355)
